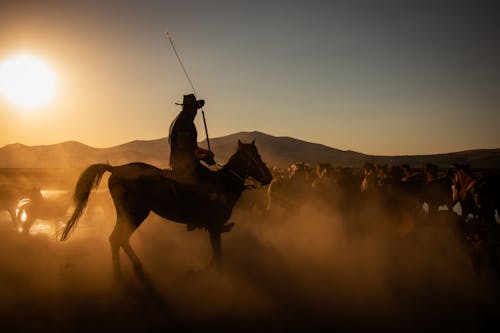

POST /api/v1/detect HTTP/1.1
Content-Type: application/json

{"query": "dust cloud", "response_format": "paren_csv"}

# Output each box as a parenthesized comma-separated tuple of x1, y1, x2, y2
(0, 184, 499, 333)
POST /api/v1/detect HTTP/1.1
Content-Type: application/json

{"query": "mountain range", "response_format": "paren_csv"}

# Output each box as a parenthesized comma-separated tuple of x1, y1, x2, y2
(1, 131, 499, 169)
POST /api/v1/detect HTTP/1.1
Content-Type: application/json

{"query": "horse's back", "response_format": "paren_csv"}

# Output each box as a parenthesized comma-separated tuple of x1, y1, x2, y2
(114, 162, 163, 175)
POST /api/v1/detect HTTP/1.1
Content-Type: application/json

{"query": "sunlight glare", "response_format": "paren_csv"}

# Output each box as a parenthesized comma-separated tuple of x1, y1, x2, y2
(0, 54, 58, 109)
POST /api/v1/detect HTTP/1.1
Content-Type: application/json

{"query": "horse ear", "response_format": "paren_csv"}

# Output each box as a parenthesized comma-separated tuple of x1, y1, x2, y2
(251, 139, 255, 146)
(238, 139, 242, 148)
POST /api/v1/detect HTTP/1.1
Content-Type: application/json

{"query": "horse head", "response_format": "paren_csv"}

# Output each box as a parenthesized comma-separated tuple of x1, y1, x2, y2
(424, 163, 439, 183)
(375, 164, 389, 187)
(315, 163, 333, 179)
(399, 164, 413, 179)
(361, 162, 378, 193)
(363, 162, 375, 176)
(450, 163, 476, 203)
(388, 165, 405, 181)
(229, 140, 273, 186)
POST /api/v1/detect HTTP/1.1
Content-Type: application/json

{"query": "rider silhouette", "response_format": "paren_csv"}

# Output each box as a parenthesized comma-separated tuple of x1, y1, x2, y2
(169, 94, 216, 183)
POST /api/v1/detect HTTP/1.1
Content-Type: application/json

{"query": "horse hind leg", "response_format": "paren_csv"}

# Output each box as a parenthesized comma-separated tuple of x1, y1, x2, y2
(122, 239, 144, 280)
(109, 222, 125, 281)
(109, 212, 146, 281)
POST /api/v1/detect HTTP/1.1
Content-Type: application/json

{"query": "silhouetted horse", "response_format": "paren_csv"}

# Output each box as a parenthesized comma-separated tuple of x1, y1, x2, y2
(16, 188, 72, 234)
(451, 164, 500, 276)
(422, 163, 454, 214)
(360, 163, 422, 236)
(450, 164, 478, 220)
(266, 162, 313, 213)
(451, 163, 499, 225)
(312, 164, 363, 223)
(0, 184, 41, 230)
(0, 184, 24, 227)
(60, 140, 272, 280)
(397, 164, 427, 213)
(311, 163, 337, 202)
(360, 162, 379, 196)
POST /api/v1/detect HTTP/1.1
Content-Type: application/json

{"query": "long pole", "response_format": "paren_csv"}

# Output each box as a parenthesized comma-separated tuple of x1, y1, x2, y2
(165, 32, 211, 152)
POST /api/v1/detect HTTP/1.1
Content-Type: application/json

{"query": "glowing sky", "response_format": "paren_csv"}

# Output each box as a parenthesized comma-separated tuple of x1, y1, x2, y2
(0, 0, 499, 155)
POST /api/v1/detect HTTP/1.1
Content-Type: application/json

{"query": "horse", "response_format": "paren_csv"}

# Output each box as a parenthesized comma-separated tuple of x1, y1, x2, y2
(16, 187, 72, 234)
(422, 163, 454, 215)
(360, 163, 422, 237)
(450, 164, 500, 275)
(390, 164, 426, 216)
(0, 184, 23, 227)
(311, 163, 337, 201)
(312, 164, 362, 221)
(449, 164, 478, 221)
(0, 184, 41, 230)
(451, 163, 500, 225)
(59, 140, 273, 280)
(266, 161, 313, 213)
(360, 162, 379, 196)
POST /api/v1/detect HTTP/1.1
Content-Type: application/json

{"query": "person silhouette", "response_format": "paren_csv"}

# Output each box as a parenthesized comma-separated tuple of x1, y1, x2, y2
(168, 94, 216, 184)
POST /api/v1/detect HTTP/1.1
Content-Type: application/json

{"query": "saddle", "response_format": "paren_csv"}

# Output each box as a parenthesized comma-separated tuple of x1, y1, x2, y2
(161, 168, 228, 205)
(160, 168, 200, 198)
(160, 168, 234, 232)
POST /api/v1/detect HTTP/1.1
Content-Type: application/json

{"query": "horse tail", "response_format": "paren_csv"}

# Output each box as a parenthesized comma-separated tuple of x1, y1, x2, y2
(59, 164, 113, 241)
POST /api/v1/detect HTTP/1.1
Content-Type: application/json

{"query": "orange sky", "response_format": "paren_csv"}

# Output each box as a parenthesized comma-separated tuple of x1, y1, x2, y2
(1, 0, 499, 155)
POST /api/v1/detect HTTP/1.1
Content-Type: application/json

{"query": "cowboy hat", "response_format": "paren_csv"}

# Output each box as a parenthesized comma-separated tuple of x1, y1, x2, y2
(175, 94, 205, 109)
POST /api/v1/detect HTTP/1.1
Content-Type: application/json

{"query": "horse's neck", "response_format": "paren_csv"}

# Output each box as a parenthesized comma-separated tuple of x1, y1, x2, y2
(220, 158, 247, 192)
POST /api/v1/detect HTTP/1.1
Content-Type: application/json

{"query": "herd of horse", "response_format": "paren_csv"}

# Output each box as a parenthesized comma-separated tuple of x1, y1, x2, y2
(267, 161, 500, 222)
(266, 160, 500, 275)
(1, 141, 499, 280)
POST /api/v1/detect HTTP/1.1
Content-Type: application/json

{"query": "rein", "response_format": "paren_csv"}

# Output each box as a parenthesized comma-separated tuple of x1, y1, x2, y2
(223, 168, 246, 189)
(224, 150, 267, 189)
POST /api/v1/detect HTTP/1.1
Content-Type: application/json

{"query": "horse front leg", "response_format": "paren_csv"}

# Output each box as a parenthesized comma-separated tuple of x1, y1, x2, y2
(8, 208, 17, 229)
(19, 206, 35, 235)
(208, 230, 222, 272)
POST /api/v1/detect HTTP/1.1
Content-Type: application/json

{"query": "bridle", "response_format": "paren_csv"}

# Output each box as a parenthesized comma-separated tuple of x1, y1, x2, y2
(225, 149, 269, 189)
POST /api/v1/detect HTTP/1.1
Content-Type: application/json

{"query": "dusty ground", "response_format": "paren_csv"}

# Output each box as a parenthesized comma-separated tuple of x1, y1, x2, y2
(0, 190, 499, 333)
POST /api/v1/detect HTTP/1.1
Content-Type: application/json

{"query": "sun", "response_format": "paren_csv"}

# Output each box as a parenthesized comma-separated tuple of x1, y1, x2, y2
(0, 54, 58, 109)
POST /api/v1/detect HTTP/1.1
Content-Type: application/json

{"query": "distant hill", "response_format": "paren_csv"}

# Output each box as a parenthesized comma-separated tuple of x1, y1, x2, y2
(0, 131, 499, 169)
